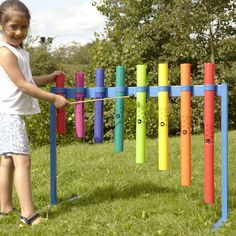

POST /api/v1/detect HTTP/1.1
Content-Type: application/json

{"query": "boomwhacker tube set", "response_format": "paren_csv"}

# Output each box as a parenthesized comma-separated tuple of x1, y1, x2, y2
(49, 63, 228, 231)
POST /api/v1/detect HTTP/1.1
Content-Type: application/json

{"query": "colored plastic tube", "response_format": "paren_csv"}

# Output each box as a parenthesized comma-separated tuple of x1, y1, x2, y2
(94, 68, 104, 143)
(114, 66, 125, 152)
(158, 63, 168, 170)
(204, 63, 215, 204)
(136, 65, 147, 164)
(55, 74, 66, 135)
(75, 72, 85, 138)
(180, 64, 191, 186)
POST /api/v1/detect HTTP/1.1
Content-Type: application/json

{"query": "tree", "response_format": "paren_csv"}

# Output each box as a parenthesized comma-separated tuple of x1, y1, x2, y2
(53, 42, 93, 65)
(92, 0, 236, 74)
(91, 0, 236, 136)
(187, 0, 236, 64)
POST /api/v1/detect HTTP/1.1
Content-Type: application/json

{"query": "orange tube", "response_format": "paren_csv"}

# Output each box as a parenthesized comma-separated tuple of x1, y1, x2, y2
(180, 64, 191, 186)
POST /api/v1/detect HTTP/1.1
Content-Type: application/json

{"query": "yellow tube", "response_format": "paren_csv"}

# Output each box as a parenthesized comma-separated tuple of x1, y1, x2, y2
(158, 63, 168, 170)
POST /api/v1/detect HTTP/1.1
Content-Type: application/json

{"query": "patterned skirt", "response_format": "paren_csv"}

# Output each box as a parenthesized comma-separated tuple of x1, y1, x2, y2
(0, 113, 30, 156)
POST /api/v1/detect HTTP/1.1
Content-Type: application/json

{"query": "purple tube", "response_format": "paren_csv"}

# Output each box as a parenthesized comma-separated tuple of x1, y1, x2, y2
(75, 72, 85, 138)
(94, 68, 104, 143)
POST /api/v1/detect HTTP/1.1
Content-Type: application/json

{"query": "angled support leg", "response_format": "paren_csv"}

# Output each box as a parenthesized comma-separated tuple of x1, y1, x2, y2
(212, 83, 229, 231)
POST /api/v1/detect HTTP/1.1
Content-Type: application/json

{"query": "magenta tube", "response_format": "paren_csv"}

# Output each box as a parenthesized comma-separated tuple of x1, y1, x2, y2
(75, 72, 85, 138)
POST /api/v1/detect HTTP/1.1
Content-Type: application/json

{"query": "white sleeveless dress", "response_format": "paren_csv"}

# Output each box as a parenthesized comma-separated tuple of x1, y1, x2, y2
(0, 41, 40, 156)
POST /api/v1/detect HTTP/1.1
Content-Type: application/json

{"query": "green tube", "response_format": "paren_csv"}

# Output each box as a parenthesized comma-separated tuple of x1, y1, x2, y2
(114, 66, 125, 152)
(136, 65, 147, 164)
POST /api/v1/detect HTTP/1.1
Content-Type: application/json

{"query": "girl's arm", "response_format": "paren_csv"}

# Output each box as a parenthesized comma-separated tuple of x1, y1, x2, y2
(0, 47, 68, 108)
(33, 71, 63, 86)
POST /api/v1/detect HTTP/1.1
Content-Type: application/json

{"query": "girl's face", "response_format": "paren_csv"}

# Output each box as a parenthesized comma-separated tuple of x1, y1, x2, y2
(2, 13, 29, 47)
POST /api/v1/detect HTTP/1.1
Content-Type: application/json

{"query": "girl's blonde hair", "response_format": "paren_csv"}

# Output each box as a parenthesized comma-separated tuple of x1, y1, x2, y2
(0, 0, 31, 25)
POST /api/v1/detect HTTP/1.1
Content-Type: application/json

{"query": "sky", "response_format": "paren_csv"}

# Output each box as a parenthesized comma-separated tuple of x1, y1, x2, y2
(20, 0, 107, 48)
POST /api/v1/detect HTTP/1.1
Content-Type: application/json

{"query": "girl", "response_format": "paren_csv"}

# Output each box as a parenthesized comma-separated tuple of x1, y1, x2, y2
(0, 0, 68, 225)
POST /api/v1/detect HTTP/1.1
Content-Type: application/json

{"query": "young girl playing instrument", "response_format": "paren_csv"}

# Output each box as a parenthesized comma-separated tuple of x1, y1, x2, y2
(0, 0, 68, 225)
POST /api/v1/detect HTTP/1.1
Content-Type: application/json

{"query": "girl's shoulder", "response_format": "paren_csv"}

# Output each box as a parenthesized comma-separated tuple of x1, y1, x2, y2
(0, 46, 12, 55)
(0, 41, 19, 57)
(0, 47, 18, 66)
(0, 41, 13, 48)
(0, 41, 28, 59)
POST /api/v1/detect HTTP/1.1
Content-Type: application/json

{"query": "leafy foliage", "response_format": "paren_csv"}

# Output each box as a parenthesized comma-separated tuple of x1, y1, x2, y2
(90, 0, 236, 137)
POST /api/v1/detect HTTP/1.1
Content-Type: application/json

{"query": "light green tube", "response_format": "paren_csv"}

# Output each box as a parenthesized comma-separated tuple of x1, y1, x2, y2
(114, 66, 125, 152)
(136, 65, 147, 164)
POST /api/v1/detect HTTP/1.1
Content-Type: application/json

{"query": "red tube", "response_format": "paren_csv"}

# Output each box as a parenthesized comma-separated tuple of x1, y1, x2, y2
(55, 74, 66, 135)
(204, 63, 215, 204)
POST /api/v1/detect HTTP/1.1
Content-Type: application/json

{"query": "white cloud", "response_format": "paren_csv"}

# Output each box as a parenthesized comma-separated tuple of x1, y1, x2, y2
(26, 1, 106, 46)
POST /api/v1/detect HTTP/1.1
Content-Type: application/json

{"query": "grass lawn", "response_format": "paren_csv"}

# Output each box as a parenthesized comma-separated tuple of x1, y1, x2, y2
(0, 131, 236, 235)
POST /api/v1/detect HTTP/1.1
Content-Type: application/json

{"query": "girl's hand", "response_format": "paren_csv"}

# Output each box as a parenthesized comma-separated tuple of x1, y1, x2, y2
(54, 94, 69, 108)
(49, 71, 65, 83)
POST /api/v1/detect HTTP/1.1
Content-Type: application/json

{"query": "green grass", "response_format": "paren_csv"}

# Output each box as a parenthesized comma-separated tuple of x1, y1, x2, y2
(1, 131, 236, 235)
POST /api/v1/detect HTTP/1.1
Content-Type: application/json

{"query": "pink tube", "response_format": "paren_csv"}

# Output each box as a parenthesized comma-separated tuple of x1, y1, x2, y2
(75, 72, 85, 138)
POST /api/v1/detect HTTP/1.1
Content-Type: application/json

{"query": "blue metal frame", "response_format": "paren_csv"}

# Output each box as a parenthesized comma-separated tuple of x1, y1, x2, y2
(49, 84, 228, 231)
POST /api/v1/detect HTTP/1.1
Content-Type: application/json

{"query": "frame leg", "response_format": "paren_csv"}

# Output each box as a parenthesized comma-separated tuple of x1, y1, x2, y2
(50, 102, 57, 205)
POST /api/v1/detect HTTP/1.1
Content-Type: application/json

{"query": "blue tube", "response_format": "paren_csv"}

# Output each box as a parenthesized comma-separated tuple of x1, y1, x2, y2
(94, 68, 104, 143)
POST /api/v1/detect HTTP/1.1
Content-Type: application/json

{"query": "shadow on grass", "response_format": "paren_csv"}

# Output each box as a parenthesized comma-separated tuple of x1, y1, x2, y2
(228, 189, 236, 210)
(44, 181, 178, 219)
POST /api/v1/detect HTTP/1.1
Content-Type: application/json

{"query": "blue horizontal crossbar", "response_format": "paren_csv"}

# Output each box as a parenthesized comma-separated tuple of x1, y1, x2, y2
(50, 84, 226, 99)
